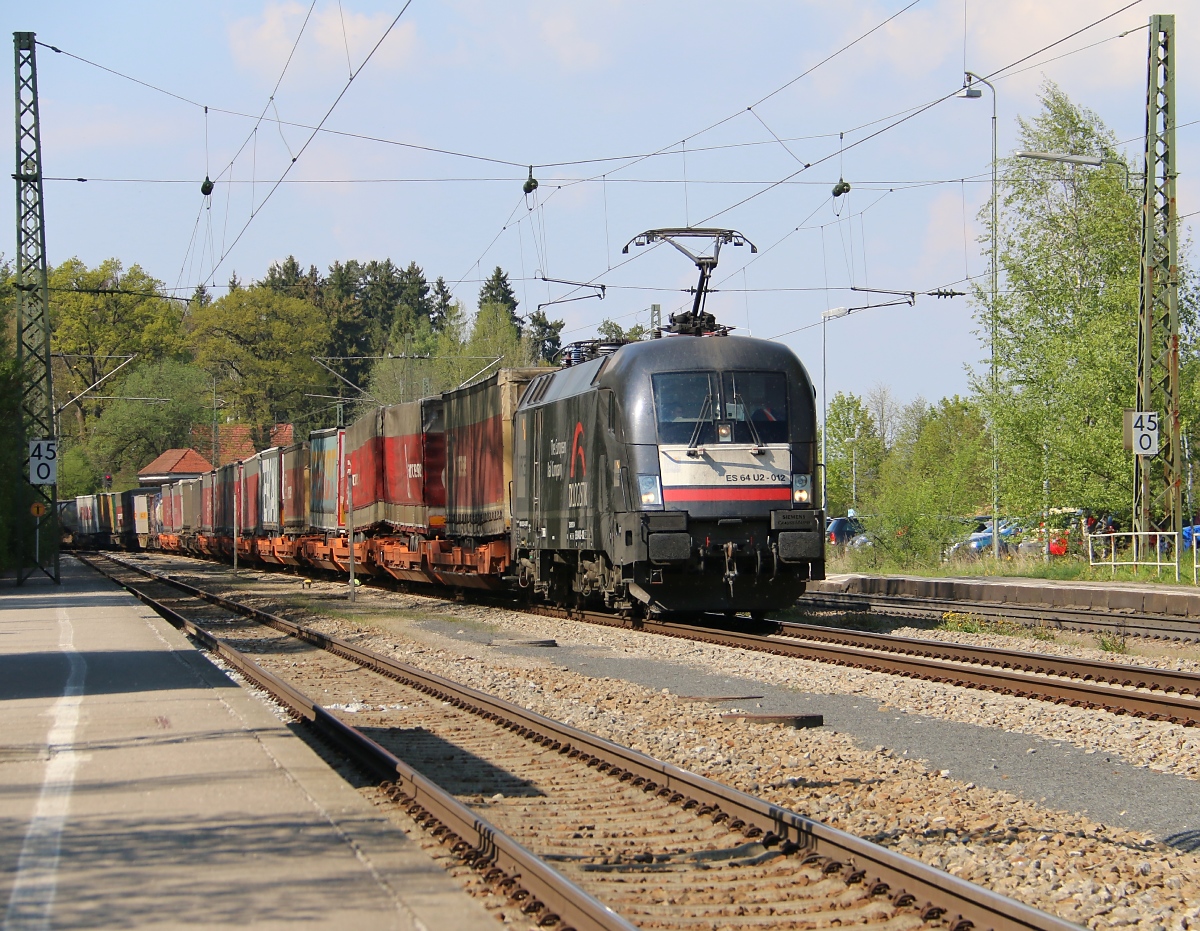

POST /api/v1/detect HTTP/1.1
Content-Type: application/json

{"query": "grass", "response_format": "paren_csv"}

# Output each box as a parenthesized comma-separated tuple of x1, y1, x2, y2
(830, 549, 1198, 587)
(937, 611, 1057, 641)
(1095, 625, 1130, 654)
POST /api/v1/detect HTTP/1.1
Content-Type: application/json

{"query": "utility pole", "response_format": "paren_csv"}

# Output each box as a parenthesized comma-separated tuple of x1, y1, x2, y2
(14, 32, 58, 583)
(1133, 14, 1181, 551)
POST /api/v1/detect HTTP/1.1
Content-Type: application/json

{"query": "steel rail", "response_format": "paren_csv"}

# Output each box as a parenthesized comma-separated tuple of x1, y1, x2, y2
(88, 552, 1085, 931)
(797, 590, 1200, 642)
(770, 620, 1200, 697)
(585, 613, 1200, 727)
(78, 554, 634, 931)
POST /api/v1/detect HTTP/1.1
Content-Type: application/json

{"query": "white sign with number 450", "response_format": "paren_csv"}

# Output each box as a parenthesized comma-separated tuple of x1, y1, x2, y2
(29, 438, 57, 484)
(1133, 411, 1159, 457)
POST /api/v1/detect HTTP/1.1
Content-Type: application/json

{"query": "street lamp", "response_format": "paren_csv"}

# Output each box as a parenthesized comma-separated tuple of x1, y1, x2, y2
(1016, 150, 1134, 190)
(961, 70, 1001, 561)
(821, 306, 849, 512)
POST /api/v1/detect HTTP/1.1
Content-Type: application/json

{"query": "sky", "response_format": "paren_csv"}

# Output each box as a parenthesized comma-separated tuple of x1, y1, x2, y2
(5, 0, 1199, 410)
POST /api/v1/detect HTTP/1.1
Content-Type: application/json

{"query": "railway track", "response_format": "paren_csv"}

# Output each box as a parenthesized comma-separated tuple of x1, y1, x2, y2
(81, 552, 1079, 931)
(796, 589, 1200, 642)
(566, 612, 1200, 727)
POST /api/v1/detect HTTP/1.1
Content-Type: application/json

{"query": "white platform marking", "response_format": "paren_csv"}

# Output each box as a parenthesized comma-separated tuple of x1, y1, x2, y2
(4, 608, 87, 931)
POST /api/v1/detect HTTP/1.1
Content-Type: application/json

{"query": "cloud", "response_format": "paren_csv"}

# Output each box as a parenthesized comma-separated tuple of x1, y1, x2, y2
(228, 2, 418, 84)
(535, 9, 606, 71)
(913, 187, 977, 283)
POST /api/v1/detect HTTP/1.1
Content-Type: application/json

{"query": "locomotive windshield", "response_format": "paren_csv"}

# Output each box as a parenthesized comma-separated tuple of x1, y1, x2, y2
(652, 371, 788, 445)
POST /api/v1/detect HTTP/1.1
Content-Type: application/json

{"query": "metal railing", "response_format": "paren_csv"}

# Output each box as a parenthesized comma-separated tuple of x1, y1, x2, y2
(1086, 531, 1184, 582)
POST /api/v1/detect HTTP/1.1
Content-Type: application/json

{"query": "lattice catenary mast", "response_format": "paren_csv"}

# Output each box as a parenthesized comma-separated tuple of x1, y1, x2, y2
(14, 32, 58, 583)
(1133, 14, 1181, 547)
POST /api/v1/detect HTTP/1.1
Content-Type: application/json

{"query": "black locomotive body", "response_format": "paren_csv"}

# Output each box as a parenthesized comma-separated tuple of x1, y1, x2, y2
(511, 332, 824, 615)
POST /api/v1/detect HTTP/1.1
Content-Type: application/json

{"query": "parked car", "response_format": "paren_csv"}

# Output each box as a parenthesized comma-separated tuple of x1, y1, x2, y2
(827, 515, 864, 546)
(947, 517, 1021, 558)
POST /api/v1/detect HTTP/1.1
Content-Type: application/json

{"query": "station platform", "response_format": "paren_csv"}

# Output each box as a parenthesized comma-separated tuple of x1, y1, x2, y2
(809, 571, 1200, 618)
(0, 557, 493, 930)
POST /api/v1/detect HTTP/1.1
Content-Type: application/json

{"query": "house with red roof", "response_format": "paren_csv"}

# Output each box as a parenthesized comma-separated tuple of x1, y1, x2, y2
(137, 448, 214, 486)
(189, 424, 295, 467)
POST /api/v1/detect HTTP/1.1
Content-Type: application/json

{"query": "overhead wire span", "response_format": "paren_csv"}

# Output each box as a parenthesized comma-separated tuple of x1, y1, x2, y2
(693, 0, 1148, 230)
(201, 0, 417, 287)
(38, 6, 1141, 188)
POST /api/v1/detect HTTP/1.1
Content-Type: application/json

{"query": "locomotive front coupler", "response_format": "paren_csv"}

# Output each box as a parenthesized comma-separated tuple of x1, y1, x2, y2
(722, 541, 739, 594)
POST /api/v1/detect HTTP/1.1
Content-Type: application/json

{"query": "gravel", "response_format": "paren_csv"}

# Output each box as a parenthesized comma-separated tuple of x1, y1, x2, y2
(143, 557, 1200, 931)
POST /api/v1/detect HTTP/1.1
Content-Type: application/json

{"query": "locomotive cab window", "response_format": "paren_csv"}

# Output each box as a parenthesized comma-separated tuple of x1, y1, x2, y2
(652, 372, 787, 445)
(723, 372, 788, 444)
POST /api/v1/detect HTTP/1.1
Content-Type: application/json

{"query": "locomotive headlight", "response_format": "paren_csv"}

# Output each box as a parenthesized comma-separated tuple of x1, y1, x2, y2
(637, 474, 663, 509)
(791, 473, 813, 505)
(716, 422, 733, 443)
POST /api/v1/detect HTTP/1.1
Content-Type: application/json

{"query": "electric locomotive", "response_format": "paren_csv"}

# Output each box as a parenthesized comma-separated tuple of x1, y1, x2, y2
(510, 229, 823, 616)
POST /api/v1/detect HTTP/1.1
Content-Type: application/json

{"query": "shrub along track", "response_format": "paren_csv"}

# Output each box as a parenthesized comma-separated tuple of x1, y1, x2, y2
(80, 552, 1078, 931)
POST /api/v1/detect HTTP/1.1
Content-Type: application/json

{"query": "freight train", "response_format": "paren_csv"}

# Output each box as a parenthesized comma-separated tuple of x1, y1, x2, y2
(62, 230, 825, 617)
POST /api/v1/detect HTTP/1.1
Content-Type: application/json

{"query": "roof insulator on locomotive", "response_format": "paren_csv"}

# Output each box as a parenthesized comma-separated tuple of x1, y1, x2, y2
(523, 166, 539, 195)
(558, 339, 627, 367)
(201, 175, 214, 197)
(832, 178, 851, 198)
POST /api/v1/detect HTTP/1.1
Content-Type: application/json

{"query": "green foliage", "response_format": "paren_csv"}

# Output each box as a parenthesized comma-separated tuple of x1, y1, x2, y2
(189, 286, 331, 449)
(50, 258, 185, 436)
(597, 318, 649, 343)
(526, 309, 565, 363)
(86, 362, 211, 485)
(974, 82, 1188, 520)
(478, 266, 520, 330)
(865, 397, 991, 564)
(430, 276, 454, 332)
(58, 444, 100, 498)
(823, 392, 884, 517)
(469, 303, 528, 370)
(0, 258, 29, 571)
(1096, 630, 1129, 653)
(937, 611, 1055, 641)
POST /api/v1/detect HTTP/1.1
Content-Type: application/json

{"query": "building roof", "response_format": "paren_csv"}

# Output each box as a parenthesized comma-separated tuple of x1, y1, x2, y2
(137, 448, 213, 484)
(189, 423, 296, 467)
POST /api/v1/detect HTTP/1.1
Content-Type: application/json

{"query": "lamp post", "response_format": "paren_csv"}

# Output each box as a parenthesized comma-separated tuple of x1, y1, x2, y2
(962, 70, 1001, 561)
(1016, 151, 1134, 190)
(821, 306, 849, 513)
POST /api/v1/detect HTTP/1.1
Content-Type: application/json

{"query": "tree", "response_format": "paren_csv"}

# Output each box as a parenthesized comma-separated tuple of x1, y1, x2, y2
(86, 362, 211, 489)
(866, 383, 901, 449)
(867, 397, 990, 565)
(262, 255, 323, 304)
(49, 258, 185, 437)
(430, 276, 454, 332)
(823, 392, 884, 517)
(478, 266, 520, 330)
(973, 82, 1182, 520)
(321, 260, 372, 386)
(189, 286, 331, 449)
(526, 309, 564, 363)
(191, 283, 213, 308)
(597, 318, 649, 343)
(0, 258, 29, 570)
(467, 302, 526, 372)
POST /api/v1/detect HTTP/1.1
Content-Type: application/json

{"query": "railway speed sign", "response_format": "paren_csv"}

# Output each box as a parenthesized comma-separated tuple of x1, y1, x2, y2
(28, 438, 57, 484)
(1132, 412, 1159, 457)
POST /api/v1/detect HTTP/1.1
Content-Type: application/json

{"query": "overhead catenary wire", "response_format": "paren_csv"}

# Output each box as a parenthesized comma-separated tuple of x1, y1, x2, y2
(36, 10, 1146, 184)
(199, 0, 416, 288)
(43, 1, 1155, 342)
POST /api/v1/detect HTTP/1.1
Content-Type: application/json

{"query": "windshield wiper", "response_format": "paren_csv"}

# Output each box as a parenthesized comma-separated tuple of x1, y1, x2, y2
(687, 393, 713, 455)
(733, 391, 764, 451)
